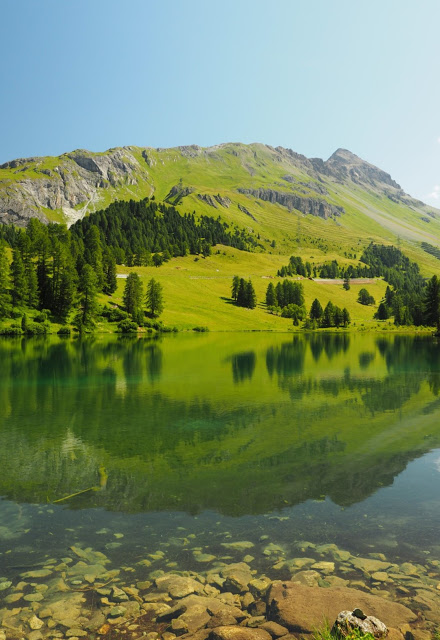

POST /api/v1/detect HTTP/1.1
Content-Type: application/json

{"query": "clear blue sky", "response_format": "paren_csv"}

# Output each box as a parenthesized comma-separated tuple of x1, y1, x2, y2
(1, 0, 439, 205)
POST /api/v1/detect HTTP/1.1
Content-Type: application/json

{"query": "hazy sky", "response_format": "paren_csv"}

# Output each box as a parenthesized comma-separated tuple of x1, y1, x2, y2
(1, 0, 439, 206)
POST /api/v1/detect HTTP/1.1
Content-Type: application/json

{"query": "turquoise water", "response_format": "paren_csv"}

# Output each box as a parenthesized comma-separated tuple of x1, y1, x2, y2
(1, 332, 440, 597)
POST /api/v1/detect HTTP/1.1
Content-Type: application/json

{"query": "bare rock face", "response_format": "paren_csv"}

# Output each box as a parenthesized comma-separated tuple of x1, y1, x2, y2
(331, 609, 388, 638)
(267, 581, 417, 635)
(0, 147, 147, 227)
(237, 188, 343, 219)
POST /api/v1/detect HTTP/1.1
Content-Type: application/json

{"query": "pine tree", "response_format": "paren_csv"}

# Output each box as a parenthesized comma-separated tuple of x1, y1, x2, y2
(424, 275, 440, 332)
(342, 308, 351, 327)
(375, 302, 389, 320)
(343, 276, 351, 291)
(146, 278, 164, 317)
(236, 278, 247, 307)
(75, 264, 98, 330)
(123, 272, 144, 324)
(103, 249, 117, 295)
(310, 298, 323, 320)
(265, 282, 276, 307)
(231, 275, 240, 301)
(10, 249, 28, 306)
(0, 241, 11, 318)
(322, 301, 335, 328)
(84, 225, 104, 289)
(245, 279, 257, 309)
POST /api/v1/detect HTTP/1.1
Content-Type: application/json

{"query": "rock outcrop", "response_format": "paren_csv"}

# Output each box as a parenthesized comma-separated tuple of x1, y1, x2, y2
(237, 188, 344, 219)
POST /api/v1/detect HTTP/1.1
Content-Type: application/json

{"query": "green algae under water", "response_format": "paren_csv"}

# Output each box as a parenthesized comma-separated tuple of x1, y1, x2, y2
(1, 332, 440, 593)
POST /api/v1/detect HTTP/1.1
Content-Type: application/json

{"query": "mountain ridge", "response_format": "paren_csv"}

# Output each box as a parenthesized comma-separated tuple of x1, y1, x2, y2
(0, 142, 439, 272)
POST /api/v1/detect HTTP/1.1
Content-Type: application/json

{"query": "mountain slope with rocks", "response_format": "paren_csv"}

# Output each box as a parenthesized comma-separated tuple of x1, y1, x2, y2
(1, 142, 439, 271)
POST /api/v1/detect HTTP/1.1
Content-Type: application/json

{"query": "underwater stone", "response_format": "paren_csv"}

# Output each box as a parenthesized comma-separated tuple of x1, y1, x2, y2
(21, 569, 52, 579)
(24, 593, 44, 602)
(108, 605, 127, 618)
(221, 542, 254, 551)
(311, 561, 335, 573)
(29, 615, 44, 630)
(0, 580, 12, 591)
(350, 558, 392, 574)
(5, 592, 23, 603)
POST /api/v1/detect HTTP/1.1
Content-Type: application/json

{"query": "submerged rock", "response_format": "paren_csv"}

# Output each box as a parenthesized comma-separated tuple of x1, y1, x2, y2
(267, 581, 417, 634)
(331, 609, 388, 638)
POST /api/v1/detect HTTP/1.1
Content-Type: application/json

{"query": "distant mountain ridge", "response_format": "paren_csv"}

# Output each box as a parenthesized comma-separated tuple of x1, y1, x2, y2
(0, 142, 439, 260)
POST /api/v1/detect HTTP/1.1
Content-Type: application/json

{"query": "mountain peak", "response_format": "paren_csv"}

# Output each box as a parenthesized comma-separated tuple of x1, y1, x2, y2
(324, 148, 401, 191)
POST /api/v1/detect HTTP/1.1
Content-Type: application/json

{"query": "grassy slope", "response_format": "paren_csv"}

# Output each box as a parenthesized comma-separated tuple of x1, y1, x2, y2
(109, 245, 391, 331)
(2, 143, 440, 331)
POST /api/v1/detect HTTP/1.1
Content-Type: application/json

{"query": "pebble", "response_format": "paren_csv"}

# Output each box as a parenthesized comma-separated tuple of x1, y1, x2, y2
(29, 615, 44, 630)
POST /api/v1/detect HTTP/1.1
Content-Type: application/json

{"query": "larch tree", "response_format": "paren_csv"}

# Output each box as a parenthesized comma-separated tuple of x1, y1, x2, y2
(123, 272, 144, 324)
(146, 278, 164, 317)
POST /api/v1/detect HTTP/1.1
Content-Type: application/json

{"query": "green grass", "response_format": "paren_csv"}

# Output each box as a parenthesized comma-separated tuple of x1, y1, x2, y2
(109, 246, 393, 332)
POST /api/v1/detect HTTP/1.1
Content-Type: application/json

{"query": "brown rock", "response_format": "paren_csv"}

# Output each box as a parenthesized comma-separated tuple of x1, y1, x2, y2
(267, 582, 417, 634)
(209, 627, 272, 640)
(259, 621, 289, 638)
(207, 612, 240, 628)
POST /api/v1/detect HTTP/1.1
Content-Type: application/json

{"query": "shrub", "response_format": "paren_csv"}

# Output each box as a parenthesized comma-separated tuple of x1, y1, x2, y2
(117, 319, 138, 333)
(0, 326, 23, 336)
(193, 326, 209, 332)
(57, 326, 71, 336)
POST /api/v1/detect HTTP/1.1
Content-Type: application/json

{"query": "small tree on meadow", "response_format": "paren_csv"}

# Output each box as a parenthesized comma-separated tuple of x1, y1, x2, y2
(146, 278, 164, 317)
(358, 288, 375, 305)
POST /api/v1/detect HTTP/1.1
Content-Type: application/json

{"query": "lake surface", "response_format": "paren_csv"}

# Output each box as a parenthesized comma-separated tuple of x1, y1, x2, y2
(1, 332, 440, 622)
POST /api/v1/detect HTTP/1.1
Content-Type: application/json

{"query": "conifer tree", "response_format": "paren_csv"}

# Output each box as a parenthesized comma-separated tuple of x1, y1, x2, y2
(245, 279, 257, 309)
(231, 276, 240, 301)
(123, 272, 144, 324)
(265, 282, 276, 307)
(75, 264, 98, 330)
(0, 241, 11, 318)
(310, 298, 323, 320)
(11, 249, 28, 306)
(424, 275, 440, 332)
(146, 278, 164, 317)
(103, 249, 117, 295)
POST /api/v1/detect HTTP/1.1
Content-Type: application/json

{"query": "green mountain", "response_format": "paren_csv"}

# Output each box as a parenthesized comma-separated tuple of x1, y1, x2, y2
(1, 142, 439, 271)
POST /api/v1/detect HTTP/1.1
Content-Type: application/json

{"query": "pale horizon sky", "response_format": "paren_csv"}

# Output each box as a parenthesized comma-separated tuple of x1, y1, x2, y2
(1, 0, 440, 206)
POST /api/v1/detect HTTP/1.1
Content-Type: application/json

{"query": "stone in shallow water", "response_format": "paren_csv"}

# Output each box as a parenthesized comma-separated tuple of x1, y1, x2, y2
(371, 572, 391, 583)
(21, 569, 52, 579)
(290, 570, 320, 587)
(311, 561, 335, 573)
(65, 630, 88, 638)
(0, 580, 12, 591)
(221, 542, 254, 551)
(24, 592, 45, 602)
(5, 592, 23, 603)
(210, 626, 272, 640)
(350, 558, 392, 574)
(29, 615, 44, 630)
(267, 581, 417, 633)
(194, 553, 217, 563)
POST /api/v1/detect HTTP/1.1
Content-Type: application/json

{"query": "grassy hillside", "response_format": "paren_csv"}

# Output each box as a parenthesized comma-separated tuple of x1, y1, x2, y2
(1, 143, 440, 280)
(108, 245, 391, 332)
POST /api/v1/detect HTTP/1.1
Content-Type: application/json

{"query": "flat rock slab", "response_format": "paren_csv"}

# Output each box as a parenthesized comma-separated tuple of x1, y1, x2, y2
(267, 582, 417, 634)
(209, 626, 272, 640)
